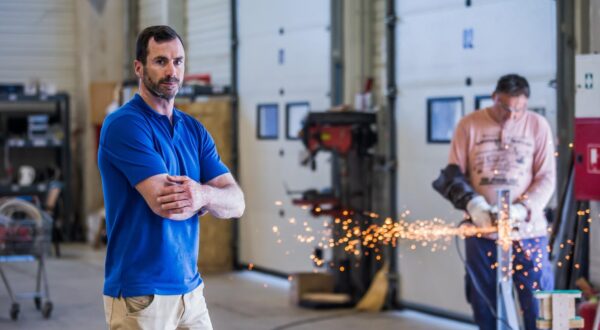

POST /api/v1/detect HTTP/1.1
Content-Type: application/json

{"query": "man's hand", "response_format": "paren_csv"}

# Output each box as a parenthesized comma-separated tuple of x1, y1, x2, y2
(509, 203, 529, 222)
(137, 173, 244, 220)
(466, 196, 494, 228)
(509, 203, 530, 231)
(157, 175, 207, 220)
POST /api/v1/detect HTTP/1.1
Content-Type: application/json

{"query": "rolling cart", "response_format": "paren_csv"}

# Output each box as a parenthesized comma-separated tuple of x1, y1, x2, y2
(0, 198, 53, 320)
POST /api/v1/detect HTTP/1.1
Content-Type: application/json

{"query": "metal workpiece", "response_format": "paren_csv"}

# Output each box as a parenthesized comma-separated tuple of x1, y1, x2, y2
(495, 189, 519, 330)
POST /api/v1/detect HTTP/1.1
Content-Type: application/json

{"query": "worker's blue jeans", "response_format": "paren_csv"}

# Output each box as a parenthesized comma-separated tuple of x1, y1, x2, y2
(465, 236, 554, 330)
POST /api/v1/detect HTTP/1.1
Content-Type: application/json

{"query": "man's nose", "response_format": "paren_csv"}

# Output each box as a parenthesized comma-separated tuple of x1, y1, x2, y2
(165, 62, 176, 76)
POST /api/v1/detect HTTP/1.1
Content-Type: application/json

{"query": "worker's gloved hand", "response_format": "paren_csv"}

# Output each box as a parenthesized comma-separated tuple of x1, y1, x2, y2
(466, 196, 494, 228)
(509, 203, 530, 226)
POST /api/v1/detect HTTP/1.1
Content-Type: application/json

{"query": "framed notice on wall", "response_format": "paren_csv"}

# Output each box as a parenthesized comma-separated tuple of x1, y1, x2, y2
(475, 95, 494, 110)
(257, 103, 279, 139)
(427, 97, 464, 144)
(286, 102, 310, 140)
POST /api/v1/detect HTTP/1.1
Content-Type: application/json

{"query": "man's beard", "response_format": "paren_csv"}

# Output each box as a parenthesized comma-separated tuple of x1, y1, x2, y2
(142, 67, 181, 100)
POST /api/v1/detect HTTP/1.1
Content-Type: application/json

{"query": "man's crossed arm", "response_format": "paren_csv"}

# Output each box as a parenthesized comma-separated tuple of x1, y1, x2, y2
(135, 173, 245, 221)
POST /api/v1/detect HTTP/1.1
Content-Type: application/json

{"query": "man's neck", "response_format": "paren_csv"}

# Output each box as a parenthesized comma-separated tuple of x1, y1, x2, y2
(139, 87, 174, 118)
(488, 107, 524, 125)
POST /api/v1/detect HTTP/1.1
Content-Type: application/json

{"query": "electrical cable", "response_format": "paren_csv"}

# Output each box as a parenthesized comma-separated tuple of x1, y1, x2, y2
(0, 198, 43, 227)
(0, 198, 43, 225)
(270, 310, 359, 330)
(454, 227, 515, 330)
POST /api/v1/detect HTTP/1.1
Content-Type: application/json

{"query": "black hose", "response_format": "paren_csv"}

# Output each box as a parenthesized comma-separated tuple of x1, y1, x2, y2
(454, 234, 515, 330)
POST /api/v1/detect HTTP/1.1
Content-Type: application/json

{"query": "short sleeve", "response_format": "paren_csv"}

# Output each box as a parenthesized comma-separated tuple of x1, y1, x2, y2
(448, 118, 469, 174)
(100, 115, 168, 186)
(198, 126, 229, 183)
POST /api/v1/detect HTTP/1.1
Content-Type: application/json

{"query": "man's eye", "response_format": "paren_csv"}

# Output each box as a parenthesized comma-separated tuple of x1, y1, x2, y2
(156, 59, 165, 65)
(175, 59, 183, 65)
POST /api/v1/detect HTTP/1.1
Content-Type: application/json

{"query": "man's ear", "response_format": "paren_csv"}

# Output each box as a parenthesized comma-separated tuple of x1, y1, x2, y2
(134, 60, 143, 79)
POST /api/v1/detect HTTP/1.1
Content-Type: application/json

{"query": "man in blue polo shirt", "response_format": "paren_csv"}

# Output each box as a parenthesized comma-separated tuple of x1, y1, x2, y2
(98, 25, 245, 329)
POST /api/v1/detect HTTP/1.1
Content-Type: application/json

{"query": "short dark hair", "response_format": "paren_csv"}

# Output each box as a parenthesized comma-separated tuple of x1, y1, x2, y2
(494, 74, 530, 98)
(136, 25, 184, 65)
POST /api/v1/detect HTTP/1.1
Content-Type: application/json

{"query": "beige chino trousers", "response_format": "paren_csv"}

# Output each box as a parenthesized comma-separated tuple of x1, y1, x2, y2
(103, 283, 213, 330)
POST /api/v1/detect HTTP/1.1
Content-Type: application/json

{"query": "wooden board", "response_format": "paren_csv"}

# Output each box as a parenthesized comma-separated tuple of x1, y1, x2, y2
(178, 97, 234, 273)
(89, 82, 118, 125)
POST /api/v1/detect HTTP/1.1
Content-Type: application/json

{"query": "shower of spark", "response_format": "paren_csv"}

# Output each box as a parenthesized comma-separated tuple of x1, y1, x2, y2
(361, 217, 498, 248)
(272, 204, 502, 257)
(267, 198, 596, 291)
(273, 203, 595, 260)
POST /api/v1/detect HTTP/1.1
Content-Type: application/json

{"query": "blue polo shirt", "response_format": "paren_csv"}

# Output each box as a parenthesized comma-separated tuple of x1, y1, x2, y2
(98, 94, 229, 297)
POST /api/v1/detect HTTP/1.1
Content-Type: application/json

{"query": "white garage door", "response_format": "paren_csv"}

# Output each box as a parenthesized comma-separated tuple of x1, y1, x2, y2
(186, 0, 231, 85)
(394, 0, 556, 316)
(0, 0, 77, 95)
(237, 0, 332, 274)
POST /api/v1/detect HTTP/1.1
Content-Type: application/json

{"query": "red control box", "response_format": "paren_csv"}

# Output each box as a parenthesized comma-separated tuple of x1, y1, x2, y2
(574, 118, 600, 201)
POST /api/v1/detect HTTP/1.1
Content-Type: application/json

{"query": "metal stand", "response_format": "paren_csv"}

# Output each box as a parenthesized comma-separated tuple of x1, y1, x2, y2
(496, 189, 520, 330)
(291, 112, 378, 307)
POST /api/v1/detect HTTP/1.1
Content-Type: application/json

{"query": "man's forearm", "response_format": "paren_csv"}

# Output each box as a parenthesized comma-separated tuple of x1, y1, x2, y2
(519, 133, 556, 212)
(432, 164, 478, 210)
(202, 184, 245, 219)
(518, 172, 555, 212)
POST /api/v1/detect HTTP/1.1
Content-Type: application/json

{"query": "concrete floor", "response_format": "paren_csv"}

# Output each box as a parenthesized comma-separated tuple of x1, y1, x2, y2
(0, 244, 476, 330)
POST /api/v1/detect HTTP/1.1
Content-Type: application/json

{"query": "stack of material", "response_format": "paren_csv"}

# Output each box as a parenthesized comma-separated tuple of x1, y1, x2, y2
(534, 290, 584, 329)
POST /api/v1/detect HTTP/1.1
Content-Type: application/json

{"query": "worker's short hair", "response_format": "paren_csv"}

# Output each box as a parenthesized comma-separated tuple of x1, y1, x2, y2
(136, 25, 184, 65)
(494, 74, 530, 98)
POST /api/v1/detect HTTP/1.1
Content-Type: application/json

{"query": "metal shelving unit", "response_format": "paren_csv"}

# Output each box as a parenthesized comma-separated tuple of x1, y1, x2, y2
(0, 93, 72, 252)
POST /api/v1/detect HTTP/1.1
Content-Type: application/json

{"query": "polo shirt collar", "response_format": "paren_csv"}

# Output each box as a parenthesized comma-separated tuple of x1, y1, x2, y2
(133, 93, 180, 123)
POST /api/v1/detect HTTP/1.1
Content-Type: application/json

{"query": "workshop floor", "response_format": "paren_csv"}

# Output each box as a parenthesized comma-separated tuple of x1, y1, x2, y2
(0, 244, 476, 330)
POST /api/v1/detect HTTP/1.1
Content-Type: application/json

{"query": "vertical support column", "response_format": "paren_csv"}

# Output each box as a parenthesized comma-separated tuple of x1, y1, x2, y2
(124, 0, 139, 80)
(230, 0, 240, 270)
(384, 0, 398, 309)
(556, 0, 576, 206)
(496, 189, 519, 330)
(331, 0, 344, 106)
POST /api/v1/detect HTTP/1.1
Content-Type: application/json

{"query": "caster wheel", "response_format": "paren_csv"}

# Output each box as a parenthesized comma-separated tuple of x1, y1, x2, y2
(10, 303, 19, 321)
(34, 296, 41, 310)
(42, 301, 53, 319)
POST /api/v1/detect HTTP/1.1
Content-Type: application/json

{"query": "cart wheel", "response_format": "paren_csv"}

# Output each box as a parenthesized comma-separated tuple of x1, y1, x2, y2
(34, 297, 41, 310)
(10, 303, 19, 321)
(42, 301, 53, 319)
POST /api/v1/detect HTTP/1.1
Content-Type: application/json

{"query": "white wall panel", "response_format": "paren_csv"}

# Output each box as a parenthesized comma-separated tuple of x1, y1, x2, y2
(238, 34, 284, 94)
(238, 27, 330, 96)
(397, 1, 555, 87)
(139, 0, 167, 29)
(187, 0, 231, 85)
(395, 0, 556, 317)
(397, 0, 463, 16)
(576, 54, 600, 118)
(280, 28, 330, 94)
(138, 0, 186, 59)
(0, 0, 77, 94)
(238, 0, 329, 38)
(238, 0, 332, 274)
